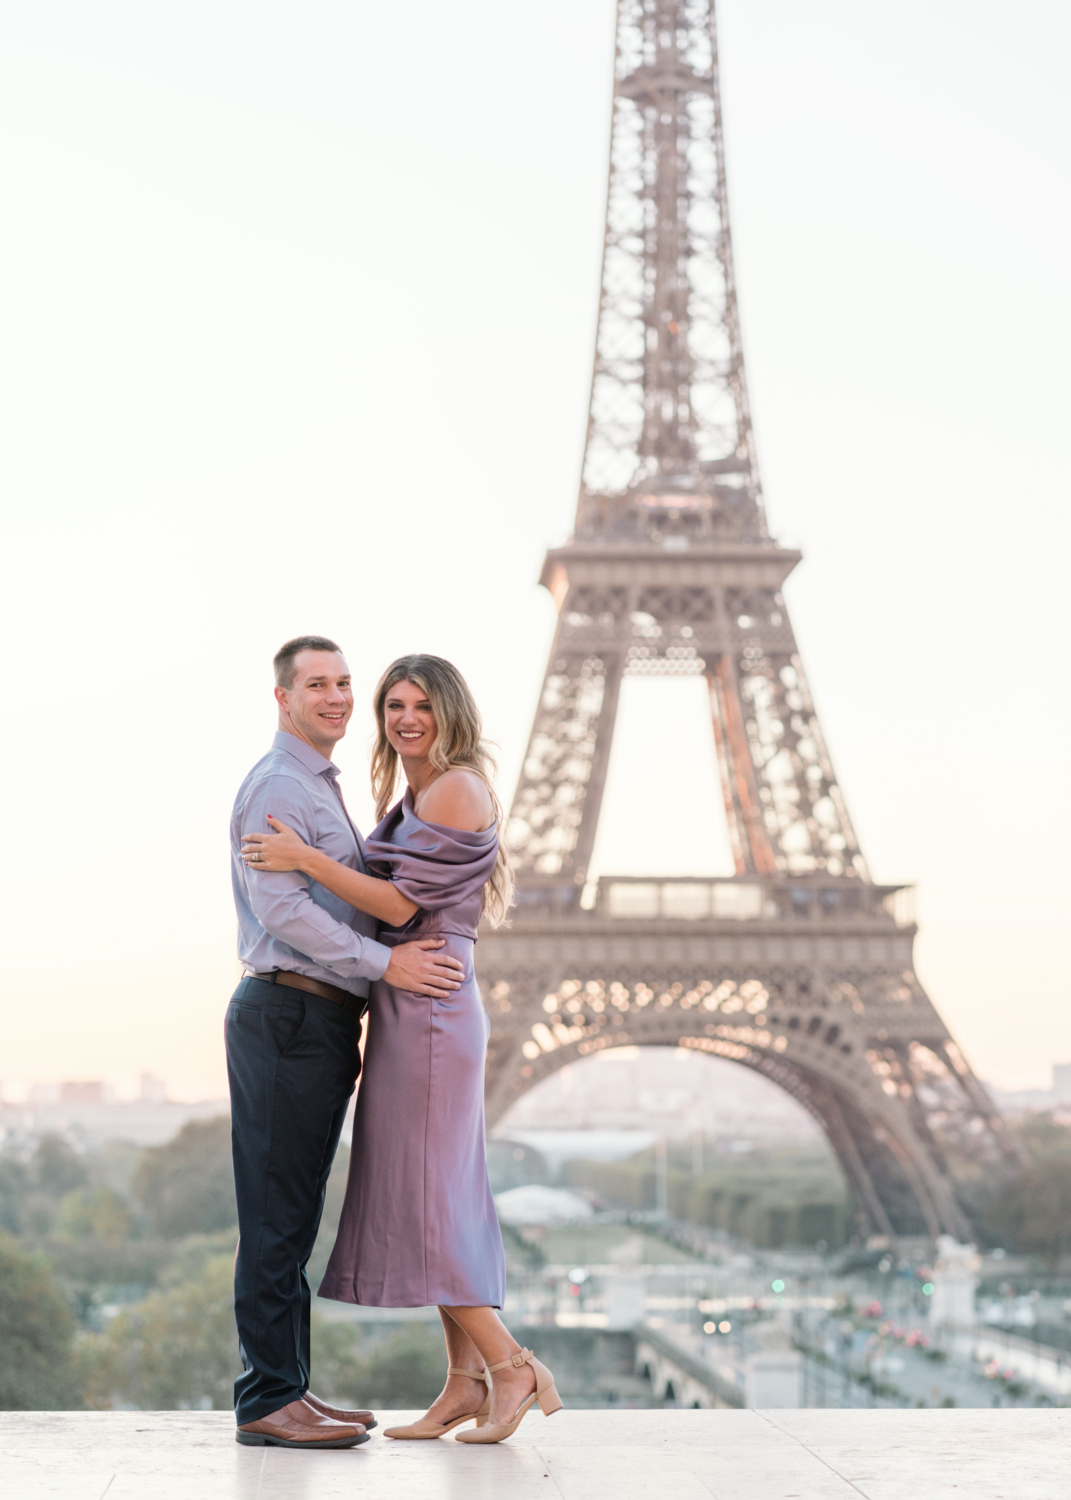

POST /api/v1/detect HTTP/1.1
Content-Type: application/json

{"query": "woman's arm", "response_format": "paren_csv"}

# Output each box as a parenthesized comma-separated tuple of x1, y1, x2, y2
(243, 817, 418, 926)
(301, 847, 418, 925)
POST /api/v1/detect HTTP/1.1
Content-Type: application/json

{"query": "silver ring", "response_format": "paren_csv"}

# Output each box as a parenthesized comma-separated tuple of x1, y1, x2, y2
(251, 852, 261, 861)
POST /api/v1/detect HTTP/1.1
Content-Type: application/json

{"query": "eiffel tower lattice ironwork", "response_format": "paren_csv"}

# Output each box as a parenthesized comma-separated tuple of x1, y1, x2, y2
(480, 0, 1018, 1238)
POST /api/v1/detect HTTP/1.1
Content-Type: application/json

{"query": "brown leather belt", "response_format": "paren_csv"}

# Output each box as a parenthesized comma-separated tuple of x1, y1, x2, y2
(246, 970, 364, 1016)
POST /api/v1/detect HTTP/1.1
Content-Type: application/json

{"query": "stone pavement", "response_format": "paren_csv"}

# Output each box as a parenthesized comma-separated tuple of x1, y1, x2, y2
(1, 1407, 1068, 1499)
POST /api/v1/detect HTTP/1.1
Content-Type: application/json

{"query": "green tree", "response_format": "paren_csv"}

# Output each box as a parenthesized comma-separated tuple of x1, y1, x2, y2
(1016, 1112, 1071, 1161)
(309, 1319, 446, 1408)
(561, 1141, 850, 1248)
(132, 1117, 236, 1238)
(32, 1135, 88, 1195)
(309, 1317, 368, 1404)
(0, 1152, 29, 1234)
(78, 1245, 446, 1411)
(983, 1158, 1071, 1264)
(56, 1186, 135, 1244)
(0, 1234, 82, 1409)
(83, 1254, 240, 1410)
(352, 1324, 446, 1407)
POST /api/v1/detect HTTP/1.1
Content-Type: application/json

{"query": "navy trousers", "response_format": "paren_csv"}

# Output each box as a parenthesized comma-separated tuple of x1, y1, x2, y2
(225, 976, 362, 1425)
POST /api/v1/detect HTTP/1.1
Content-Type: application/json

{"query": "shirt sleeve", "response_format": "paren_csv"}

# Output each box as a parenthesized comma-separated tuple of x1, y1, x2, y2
(239, 774, 391, 983)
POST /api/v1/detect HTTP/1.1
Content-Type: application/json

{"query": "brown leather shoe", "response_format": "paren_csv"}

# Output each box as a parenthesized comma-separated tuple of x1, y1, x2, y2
(236, 1397, 369, 1449)
(304, 1390, 377, 1430)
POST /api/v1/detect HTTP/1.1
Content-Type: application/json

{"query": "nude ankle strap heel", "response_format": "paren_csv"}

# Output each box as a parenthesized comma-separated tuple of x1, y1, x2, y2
(488, 1350, 563, 1419)
(455, 1348, 563, 1444)
(448, 1368, 491, 1426)
(383, 1367, 489, 1440)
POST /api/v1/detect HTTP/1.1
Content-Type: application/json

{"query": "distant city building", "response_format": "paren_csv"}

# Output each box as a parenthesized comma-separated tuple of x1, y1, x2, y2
(0, 1077, 226, 1149)
(138, 1073, 168, 1103)
(1053, 1063, 1071, 1100)
(60, 1081, 108, 1104)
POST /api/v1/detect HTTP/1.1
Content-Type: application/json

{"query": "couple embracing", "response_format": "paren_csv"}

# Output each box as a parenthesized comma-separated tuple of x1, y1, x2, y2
(227, 636, 560, 1449)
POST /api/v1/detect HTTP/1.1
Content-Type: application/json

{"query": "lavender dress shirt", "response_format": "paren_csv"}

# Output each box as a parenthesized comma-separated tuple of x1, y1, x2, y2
(231, 731, 391, 997)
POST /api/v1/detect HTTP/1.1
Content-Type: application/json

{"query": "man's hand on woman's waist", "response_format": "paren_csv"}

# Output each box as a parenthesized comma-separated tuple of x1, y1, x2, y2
(384, 940, 463, 997)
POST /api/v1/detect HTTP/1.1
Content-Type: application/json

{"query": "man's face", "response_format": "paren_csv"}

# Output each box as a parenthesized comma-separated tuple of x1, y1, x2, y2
(276, 650, 354, 755)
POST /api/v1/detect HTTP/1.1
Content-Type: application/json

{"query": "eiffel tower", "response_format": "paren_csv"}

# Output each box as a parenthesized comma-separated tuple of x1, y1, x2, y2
(480, 0, 1019, 1240)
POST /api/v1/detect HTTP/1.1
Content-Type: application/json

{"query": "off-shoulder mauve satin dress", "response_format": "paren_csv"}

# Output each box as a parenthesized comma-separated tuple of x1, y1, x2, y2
(318, 788, 506, 1309)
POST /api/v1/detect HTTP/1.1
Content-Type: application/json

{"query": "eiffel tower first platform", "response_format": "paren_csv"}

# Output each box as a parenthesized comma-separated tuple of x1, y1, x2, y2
(479, 0, 1020, 1241)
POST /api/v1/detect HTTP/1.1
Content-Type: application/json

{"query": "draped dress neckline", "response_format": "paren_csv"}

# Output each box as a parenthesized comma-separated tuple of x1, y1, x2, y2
(363, 786, 498, 943)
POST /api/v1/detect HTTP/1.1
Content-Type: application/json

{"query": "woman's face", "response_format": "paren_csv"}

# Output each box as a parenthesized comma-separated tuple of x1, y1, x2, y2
(383, 678, 437, 766)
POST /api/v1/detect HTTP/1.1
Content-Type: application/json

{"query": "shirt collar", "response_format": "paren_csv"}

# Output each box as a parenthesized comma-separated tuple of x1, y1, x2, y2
(272, 729, 338, 778)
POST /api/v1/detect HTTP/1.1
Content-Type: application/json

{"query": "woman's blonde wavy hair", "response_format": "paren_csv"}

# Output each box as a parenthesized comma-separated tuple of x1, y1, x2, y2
(370, 654, 514, 927)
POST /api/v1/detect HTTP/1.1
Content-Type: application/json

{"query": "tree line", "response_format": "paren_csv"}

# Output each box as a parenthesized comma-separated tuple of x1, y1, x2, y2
(0, 1118, 444, 1411)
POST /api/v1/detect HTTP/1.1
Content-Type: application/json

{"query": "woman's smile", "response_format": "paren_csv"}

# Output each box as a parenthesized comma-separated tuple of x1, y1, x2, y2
(385, 679, 437, 761)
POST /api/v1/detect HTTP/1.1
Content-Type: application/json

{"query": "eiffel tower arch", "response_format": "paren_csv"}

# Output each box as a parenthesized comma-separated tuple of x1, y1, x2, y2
(480, 0, 1021, 1241)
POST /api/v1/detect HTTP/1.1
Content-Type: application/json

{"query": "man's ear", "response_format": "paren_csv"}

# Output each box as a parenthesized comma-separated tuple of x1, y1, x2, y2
(274, 686, 289, 711)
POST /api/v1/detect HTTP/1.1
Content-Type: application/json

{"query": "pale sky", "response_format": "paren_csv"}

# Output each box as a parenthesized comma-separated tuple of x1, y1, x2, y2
(0, 0, 1067, 1100)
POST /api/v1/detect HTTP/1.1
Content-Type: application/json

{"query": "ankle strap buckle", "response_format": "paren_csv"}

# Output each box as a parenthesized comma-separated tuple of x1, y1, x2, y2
(488, 1347, 535, 1374)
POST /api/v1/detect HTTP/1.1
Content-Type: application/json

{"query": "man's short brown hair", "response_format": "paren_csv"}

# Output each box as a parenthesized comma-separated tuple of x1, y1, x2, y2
(273, 635, 344, 689)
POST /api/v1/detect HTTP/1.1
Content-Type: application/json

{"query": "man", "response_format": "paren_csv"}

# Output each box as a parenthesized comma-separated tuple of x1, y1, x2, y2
(227, 635, 463, 1449)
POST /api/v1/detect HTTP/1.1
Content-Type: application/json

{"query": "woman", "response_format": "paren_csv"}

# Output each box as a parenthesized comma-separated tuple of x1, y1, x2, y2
(241, 654, 561, 1444)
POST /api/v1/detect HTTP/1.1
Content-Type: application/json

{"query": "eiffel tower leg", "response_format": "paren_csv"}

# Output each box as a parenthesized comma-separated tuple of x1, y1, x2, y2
(871, 1123, 957, 1242)
(485, 1034, 534, 1132)
(803, 1080, 894, 1239)
(706, 659, 777, 878)
(933, 1041, 1027, 1166)
(746, 1029, 972, 1241)
(505, 646, 624, 899)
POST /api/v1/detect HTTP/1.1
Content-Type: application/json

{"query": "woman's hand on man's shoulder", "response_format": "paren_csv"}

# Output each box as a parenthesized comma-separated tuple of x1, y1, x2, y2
(418, 768, 494, 832)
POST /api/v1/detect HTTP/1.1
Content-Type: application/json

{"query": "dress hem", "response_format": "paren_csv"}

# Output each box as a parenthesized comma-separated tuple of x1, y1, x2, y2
(317, 1285, 503, 1311)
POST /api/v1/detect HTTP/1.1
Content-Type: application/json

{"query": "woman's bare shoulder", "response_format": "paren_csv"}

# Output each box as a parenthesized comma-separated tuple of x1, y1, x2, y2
(418, 768, 494, 832)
